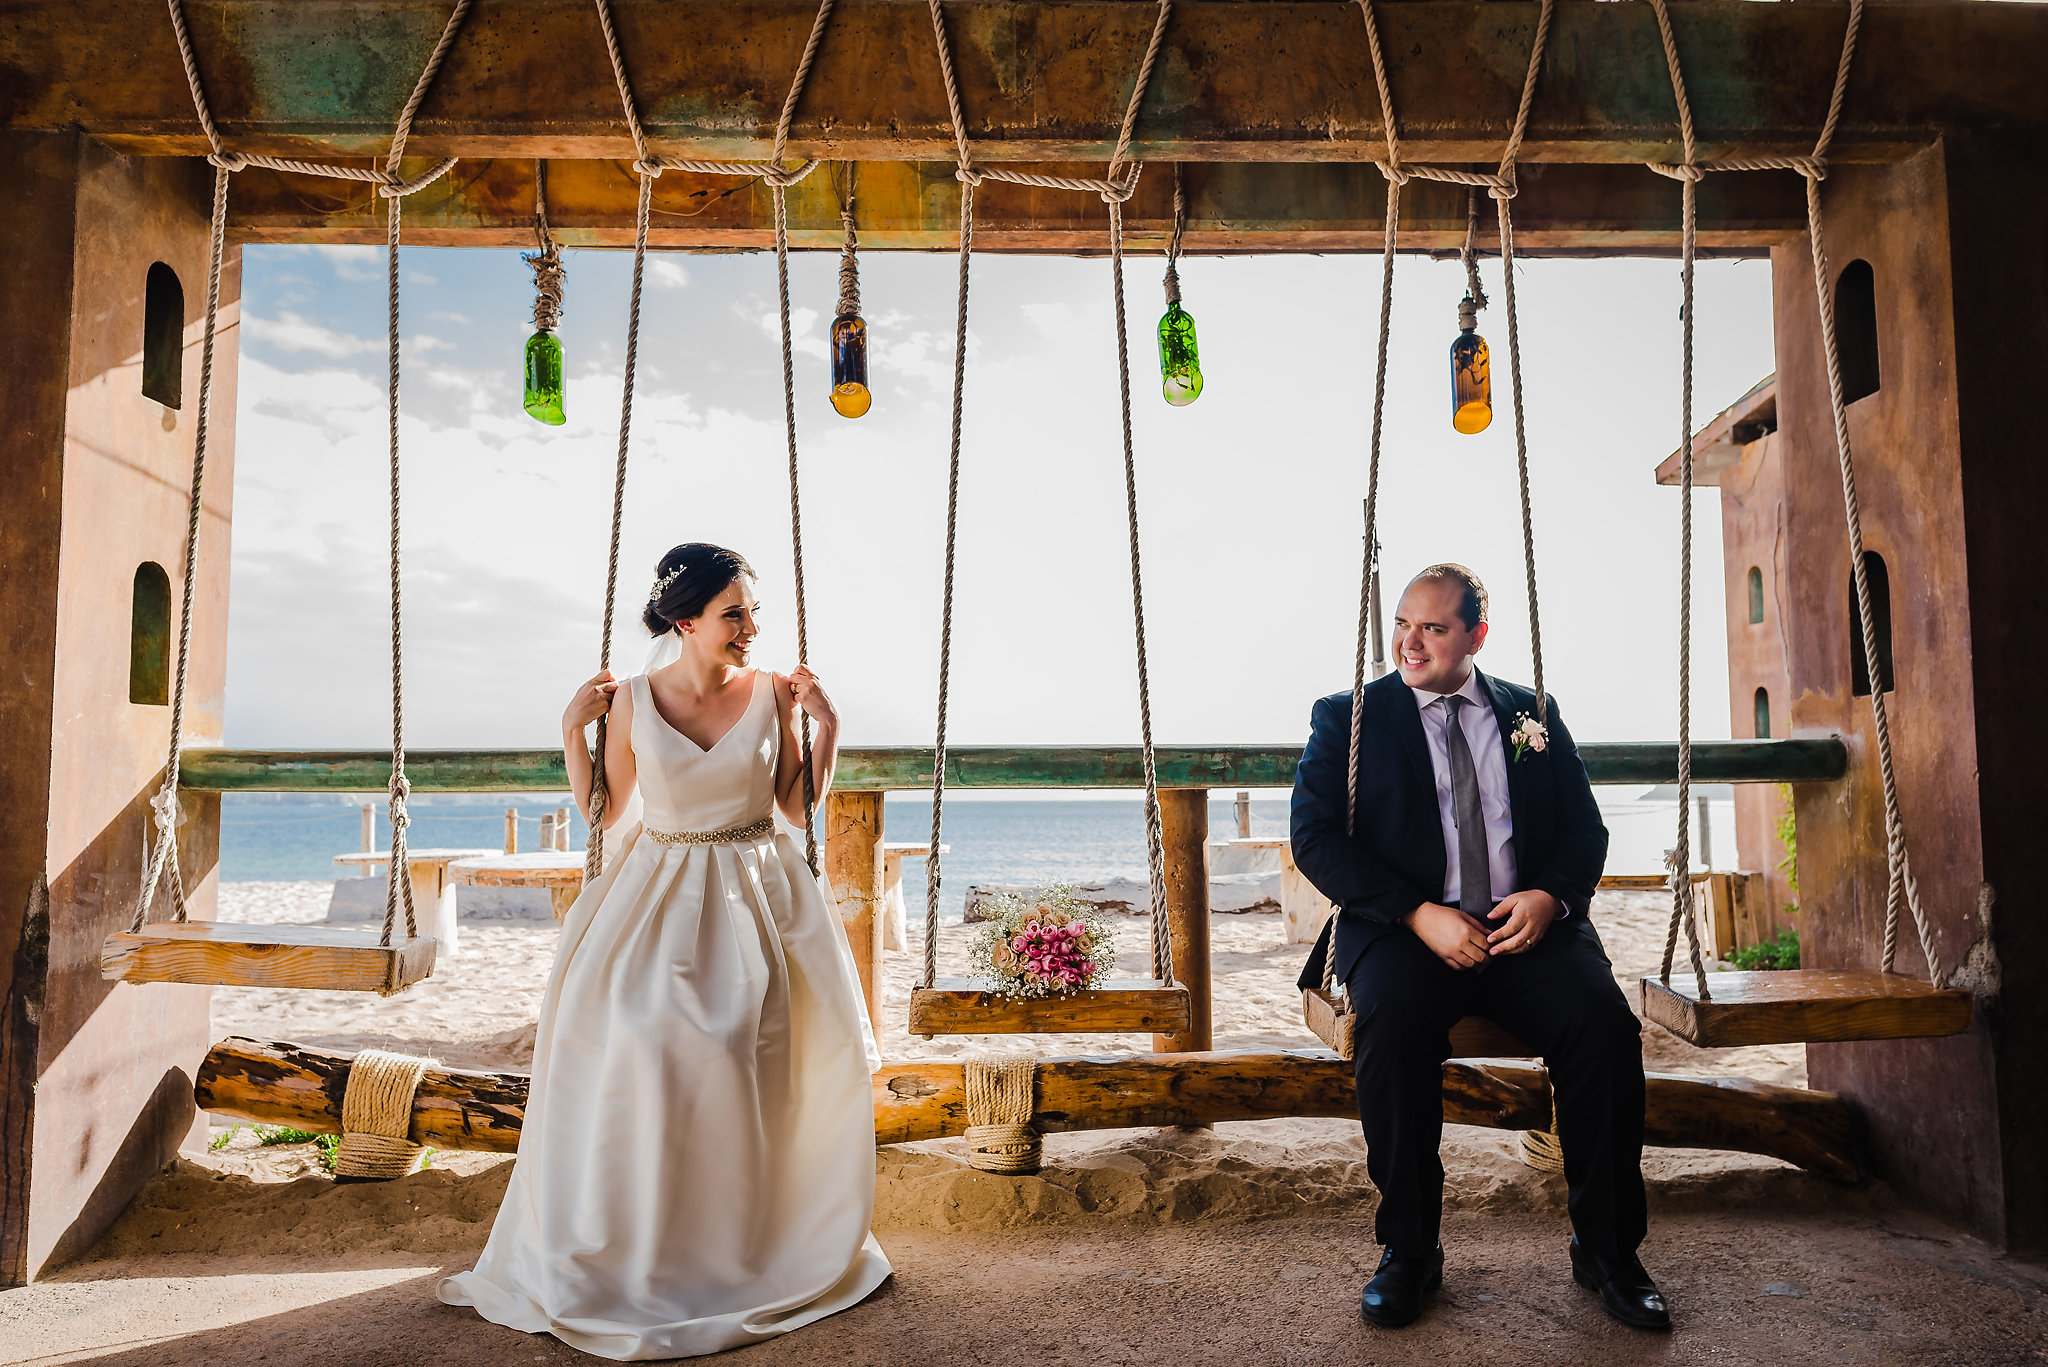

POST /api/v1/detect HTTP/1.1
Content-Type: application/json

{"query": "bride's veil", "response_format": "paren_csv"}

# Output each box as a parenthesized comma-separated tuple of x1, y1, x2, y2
(640, 626, 683, 675)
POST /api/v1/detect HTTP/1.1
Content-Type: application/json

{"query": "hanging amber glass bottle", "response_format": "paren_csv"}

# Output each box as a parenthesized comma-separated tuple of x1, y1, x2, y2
(829, 189, 872, 418)
(830, 314, 870, 418)
(1450, 295, 1491, 434)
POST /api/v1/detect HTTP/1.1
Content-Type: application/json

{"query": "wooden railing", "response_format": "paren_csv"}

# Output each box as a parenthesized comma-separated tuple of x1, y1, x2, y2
(183, 739, 1841, 1055)
(178, 737, 1847, 793)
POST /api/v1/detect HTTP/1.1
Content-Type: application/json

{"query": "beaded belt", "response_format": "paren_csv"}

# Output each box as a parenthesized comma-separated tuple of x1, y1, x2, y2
(644, 815, 776, 847)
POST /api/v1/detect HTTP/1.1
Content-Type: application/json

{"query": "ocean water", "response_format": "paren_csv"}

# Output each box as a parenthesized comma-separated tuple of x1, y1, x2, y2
(220, 789, 1742, 921)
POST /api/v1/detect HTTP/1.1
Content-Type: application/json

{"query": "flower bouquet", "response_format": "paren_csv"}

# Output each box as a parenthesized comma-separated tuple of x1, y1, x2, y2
(970, 885, 1116, 1000)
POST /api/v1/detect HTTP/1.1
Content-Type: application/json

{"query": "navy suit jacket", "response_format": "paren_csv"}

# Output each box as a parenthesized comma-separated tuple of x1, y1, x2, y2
(1292, 669, 1609, 990)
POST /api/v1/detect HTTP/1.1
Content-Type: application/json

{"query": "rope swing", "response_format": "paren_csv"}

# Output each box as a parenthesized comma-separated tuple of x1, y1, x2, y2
(586, 0, 840, 880)
(131, 0, 472, 969)
(1313, 0, 1554, 1016)
(917, 0, 1181, 1014)
(1645, 0, 1946, 996)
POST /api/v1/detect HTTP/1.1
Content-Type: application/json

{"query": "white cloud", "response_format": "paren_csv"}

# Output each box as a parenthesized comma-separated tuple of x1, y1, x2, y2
(244, 311, 380, 359)
(308, 244, 380, 281)
(649, 259, 690, 291)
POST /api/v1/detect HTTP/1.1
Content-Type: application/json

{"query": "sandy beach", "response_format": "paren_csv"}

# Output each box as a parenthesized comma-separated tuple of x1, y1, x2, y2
(8, 887, 2041, 1365)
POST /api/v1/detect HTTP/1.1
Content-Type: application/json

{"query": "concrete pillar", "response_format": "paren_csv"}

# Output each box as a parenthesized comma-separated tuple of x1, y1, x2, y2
(0, 133, 237, 1284)
(1772, 138, 2046, 1249)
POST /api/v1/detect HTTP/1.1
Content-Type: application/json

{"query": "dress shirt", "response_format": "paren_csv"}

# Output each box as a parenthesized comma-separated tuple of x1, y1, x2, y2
(1410, 670, 1519, 905)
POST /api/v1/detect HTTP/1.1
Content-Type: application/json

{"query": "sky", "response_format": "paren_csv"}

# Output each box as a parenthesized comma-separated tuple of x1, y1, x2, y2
(223, 238, 1774, 754)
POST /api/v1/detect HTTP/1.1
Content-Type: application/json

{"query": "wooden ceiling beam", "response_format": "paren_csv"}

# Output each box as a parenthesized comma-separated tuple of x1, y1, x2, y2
(227, 157, 1807, 254)
(11, 2, 2045, 167)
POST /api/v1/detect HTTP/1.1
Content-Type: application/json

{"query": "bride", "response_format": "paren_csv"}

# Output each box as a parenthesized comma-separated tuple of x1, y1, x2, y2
(438, 542, 892, 1359)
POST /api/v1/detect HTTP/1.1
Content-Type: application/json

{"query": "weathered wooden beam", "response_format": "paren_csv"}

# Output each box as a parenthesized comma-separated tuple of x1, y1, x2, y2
(195, 1037, 1860, 1181)
(175, 738, 1851, 793)
(223, 158, 1806, 254)
(14, 2, 2042, 165)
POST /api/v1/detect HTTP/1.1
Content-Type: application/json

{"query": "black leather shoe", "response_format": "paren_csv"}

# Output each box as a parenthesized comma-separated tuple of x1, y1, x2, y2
(1570, 1238, 1672, 1331)
(1360, 1244, 1445, 1328)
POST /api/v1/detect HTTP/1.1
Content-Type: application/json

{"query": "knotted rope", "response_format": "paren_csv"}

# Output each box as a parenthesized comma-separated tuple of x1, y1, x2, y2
(585, 0, 839, 879)
(1162, 162, 1187, 308)
(836, 165, 861, 319)
(1329, 0, 1552, 999)
(921, 0, 1178, 993)
(1647, 0, 1939, 991)
(334, 1049, 435, 1179)
(1519, 1103, 1565, 1174)
(529, 161, 565, 333)
(926, 0, 1171, 206)
(964, 1059, 1041, 1175)
(133, 0, 469, 945)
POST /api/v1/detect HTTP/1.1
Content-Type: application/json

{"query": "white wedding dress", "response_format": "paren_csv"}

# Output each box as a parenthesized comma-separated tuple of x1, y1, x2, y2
(439, 671, 891, 1359)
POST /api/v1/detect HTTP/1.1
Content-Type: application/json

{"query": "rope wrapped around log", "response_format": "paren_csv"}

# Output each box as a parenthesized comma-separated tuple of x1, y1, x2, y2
(334, 1049, 436, 1179)
(964, 1059, 1041, 1174)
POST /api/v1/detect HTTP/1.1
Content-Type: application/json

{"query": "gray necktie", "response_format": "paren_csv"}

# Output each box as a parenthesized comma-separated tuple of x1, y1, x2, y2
(1443, 694, 1492, 917)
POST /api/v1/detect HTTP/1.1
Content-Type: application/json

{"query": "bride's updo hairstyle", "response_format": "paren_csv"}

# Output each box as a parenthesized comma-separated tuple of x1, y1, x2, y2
(643, 543, 757, 636)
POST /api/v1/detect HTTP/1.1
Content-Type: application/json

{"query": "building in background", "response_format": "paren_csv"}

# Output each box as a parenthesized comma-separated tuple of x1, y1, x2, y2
(1655, 376, 1795, 927)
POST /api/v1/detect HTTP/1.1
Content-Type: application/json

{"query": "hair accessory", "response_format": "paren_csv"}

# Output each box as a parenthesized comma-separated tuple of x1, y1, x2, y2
(648, 565, 685, 603)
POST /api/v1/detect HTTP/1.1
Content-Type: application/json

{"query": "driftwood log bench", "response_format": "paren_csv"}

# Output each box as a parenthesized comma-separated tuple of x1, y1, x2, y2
(195, 1036, 1858, 1182)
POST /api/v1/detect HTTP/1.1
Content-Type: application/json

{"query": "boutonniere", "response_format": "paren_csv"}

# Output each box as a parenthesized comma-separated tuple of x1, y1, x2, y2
(1510, 712, 1549, 763)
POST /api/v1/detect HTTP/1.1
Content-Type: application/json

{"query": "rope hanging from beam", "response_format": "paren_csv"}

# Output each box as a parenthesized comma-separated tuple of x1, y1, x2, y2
(132, 0, 472, 951)
(585, 0, 839, 878)
(919, 0, 1179, 997)
(1646, 0, 1944, 993)
(1329, 0, 1555, 1005)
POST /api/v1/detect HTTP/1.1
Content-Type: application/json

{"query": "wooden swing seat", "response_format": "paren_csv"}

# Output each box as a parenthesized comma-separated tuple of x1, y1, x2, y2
(910, 979, 1192, 1036)
(1640, 969, 1971, 1048)
(101, 922, 437, 995)
(1302, 988, 1532, 1060)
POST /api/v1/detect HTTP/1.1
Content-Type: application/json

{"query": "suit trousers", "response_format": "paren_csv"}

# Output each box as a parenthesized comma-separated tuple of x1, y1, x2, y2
(1346, 920, 1648, 1262)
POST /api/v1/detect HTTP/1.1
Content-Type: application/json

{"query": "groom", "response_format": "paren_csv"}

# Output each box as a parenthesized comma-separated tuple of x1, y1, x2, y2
(1292, 563, 1668, 1332)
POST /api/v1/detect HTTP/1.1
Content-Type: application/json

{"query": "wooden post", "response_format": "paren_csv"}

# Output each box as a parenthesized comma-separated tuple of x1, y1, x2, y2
(1154, 788, 1212, 1053)
(359, 803, 374, 855)
(503, 807, 517, 855)
(555, 806, 572, 851)
(537, 813, 556, 852)
(1697, 793, 1714, 869)
(1234, 790, 1251, 839)
(824, 791, 885, 1026)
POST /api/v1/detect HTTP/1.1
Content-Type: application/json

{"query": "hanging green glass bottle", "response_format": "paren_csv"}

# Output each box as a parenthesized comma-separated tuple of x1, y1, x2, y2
(522, 174, 567, 426)
(1450, 295, 1492, 435)
(1158, 266, 1203, 406)
(524, 329, 566, 425)
(1158, 167, 1203, 407)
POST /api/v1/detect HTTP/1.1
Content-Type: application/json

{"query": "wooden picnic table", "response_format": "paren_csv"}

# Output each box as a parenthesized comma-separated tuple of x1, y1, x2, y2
(1227, 836, 1332, 945)
(449, 851, 588, 922)
(332, 847, 494, 955)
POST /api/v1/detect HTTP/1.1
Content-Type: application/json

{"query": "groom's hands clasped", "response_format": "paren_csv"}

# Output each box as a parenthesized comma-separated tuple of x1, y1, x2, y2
(1485, 889, 1560, 956)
